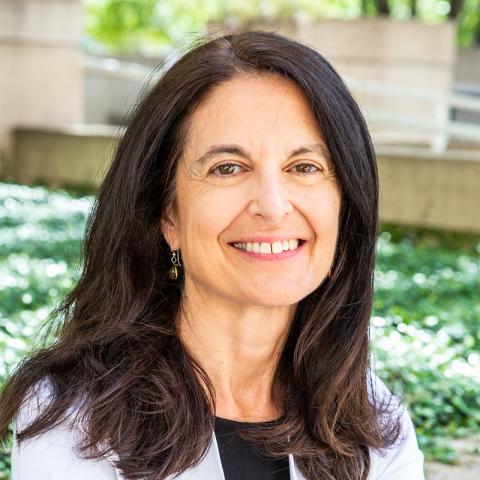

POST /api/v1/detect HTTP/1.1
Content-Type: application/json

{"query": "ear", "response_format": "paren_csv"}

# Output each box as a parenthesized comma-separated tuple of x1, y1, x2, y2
(160, 208, 180, 250)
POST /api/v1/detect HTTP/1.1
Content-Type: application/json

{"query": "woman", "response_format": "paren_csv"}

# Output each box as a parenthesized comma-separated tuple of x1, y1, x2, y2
(0, 31, 424, 480)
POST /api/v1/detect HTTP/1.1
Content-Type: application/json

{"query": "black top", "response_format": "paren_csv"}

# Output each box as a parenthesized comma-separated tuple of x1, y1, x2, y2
(213, 415, 291, 480)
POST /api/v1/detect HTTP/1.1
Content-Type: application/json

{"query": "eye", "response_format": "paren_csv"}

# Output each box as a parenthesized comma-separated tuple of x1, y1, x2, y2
(208, 161, 324, 178)
(209, 163, 244, 177)
(291, 163, 323, 175)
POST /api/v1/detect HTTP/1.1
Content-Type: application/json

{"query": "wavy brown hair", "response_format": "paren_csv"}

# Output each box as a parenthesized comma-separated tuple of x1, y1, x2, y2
(0, 30, 402, 479)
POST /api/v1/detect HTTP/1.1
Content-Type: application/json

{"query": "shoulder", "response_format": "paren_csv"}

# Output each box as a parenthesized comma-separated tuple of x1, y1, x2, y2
(366, 368, 425, 480)
(11, 376, 119, 480)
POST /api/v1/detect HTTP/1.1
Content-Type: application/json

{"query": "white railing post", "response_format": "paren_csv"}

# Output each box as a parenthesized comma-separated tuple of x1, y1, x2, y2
(432, 99, 450, 154)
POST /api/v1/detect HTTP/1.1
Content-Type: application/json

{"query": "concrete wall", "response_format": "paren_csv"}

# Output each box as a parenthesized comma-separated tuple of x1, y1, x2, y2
(0, 0, 84, 174)
(6, 127, 479, 233)
(453, 48, 480, 125)
(8, 126, 119, 189)
(376, 146, 480, 232)
(455, 48, 480, 86)
(84, 56, 156, 125)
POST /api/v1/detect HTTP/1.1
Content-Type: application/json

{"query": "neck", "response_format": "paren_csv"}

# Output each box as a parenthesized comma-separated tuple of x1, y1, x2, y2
(177, 278, 296, 422)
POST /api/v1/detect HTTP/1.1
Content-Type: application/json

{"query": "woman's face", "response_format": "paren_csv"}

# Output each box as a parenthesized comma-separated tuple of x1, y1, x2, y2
(162, 73, 341, 307)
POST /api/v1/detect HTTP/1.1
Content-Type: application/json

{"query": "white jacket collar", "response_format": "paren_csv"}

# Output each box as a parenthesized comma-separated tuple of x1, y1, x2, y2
(114, 432, 307, 480)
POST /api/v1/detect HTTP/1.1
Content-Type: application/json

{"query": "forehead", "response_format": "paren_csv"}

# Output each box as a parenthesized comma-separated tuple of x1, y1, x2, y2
(182, 73, 326, 154)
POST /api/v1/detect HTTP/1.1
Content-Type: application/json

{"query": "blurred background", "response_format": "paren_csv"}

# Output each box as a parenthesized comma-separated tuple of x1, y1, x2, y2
(0, 1, 479, 479)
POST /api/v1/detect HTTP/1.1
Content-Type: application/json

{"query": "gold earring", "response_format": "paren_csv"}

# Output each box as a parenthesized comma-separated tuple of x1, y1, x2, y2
(168, 247, 182, 280)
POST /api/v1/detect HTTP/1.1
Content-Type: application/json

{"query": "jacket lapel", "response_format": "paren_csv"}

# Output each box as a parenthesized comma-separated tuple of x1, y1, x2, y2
(289, 451, 307, 480)
(168, 432, 307, 480)
(167, 433, 226, 480)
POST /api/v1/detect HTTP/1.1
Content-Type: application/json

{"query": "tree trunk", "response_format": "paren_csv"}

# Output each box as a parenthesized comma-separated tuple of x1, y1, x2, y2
(410, 0, 417, 17)
(448, 0, 464, 20)
(373, 0, 391, 16)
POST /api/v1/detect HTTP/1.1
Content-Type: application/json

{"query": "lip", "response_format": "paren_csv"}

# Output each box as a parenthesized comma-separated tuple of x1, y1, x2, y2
(229, 236, 307, 243)
(228, 239, 307, 261)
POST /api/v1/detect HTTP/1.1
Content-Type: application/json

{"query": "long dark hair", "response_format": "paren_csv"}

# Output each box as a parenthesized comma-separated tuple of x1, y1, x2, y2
(0, 31, 401, 479)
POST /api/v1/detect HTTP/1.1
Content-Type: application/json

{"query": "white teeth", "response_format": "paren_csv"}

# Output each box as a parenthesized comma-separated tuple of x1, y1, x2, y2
(260, 242, 271, 254)
(232, 239, 302, 254)
(272, 241, 283, 254)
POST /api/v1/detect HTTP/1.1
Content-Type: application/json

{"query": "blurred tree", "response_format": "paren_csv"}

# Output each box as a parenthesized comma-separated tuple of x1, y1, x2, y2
(456, 0, 480, 46)
(84, 0, 170, 52)
(83, 0, 480, 53)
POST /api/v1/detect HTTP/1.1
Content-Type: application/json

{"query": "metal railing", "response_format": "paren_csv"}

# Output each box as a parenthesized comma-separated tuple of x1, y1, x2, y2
(345, 76, 480, 154)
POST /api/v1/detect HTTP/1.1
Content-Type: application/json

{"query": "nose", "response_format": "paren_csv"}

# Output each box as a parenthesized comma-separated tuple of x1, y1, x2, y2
(247, 172, 294, 223)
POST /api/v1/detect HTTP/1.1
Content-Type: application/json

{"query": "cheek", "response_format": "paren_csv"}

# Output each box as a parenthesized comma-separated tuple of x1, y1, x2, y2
(305, 189, 341, 238)
(180, 188, 242, 240)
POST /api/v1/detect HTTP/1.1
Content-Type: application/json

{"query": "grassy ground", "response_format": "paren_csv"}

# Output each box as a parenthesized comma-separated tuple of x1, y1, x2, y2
(0, 182, 479, 479)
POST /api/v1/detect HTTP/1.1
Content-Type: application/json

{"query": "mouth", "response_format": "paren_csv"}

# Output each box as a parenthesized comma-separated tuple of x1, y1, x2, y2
(228, 239, 307, 255)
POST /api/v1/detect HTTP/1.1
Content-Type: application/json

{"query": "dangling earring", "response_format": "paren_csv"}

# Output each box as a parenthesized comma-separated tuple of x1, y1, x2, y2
(328, 267, 332, 279)
(168, 247, 182, 280)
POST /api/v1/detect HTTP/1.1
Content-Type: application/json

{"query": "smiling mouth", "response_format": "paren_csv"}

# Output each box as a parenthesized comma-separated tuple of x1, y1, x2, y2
(228, 239, 306, 254)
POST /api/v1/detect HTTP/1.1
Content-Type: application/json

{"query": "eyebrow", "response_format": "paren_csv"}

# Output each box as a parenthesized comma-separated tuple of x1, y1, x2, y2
(193, 143, 333, 169)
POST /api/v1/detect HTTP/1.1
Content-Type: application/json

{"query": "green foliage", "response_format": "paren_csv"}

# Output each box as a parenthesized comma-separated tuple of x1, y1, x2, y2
(0, 184, 93, 478)
(0, 181, 479, 477)
(84, 0, 171, 53)
(457, 0, 480, 47)
(83, 0, 480, 54)
(372, 227, 480, 462)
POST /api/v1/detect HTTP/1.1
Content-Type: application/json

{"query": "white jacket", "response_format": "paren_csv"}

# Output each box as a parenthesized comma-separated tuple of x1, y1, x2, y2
(11, 372, 425, 480)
